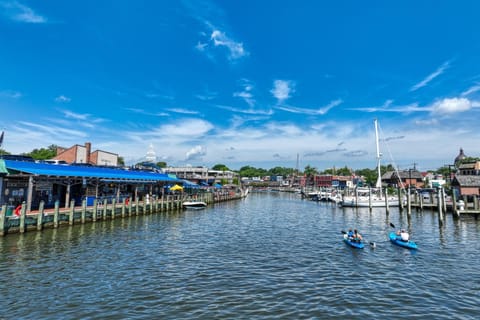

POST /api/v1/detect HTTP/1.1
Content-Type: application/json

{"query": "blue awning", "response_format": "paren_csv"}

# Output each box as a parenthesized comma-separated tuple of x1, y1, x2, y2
(4, 160, 179, 183)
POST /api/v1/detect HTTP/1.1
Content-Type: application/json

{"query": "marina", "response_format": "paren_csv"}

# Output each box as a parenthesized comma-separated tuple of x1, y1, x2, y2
(1, 191, 478, 319)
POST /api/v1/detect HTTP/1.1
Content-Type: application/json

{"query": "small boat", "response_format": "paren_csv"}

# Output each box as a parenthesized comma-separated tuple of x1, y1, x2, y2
(343, 234, 364, 249)
(182, 201, 207, 210)
(389, 232, 418, 250)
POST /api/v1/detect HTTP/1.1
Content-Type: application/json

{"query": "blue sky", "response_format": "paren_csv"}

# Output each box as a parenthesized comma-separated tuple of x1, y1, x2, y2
(1, 1, 479, 171)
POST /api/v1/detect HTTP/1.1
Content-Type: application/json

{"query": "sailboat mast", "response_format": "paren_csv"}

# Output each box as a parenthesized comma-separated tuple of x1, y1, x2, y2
(374, 119, 382, 188)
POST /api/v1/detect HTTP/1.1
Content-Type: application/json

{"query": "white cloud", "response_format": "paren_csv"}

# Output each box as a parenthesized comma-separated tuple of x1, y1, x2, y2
(271, 80, 294, 103)
(431, 97, 471, 114)
(461, 83, 480, 97)
(166, 108, 199, 115)
(233, 80, 255, 107)
(55, 95, 71, 103)
(0, 1, 47, 23)
(185, 145, 207, 161)
(276, 99, 342, 115)
(210, 29, 248, 60)
(410, 61, 450, 92)
(62, 110, 90, 120)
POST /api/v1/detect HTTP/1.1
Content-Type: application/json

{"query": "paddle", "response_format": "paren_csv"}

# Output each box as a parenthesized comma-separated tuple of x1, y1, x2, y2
(390, 222, 396, 229)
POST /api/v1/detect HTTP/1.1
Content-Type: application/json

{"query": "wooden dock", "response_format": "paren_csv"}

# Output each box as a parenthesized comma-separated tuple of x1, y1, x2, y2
(0, 190, 244, 237)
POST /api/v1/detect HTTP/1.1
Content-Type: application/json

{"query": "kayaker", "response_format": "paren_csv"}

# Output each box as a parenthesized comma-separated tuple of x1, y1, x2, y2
(353, 229, 363, 242)
(400, 229, 409, 242)
(347, 229, 354, 239)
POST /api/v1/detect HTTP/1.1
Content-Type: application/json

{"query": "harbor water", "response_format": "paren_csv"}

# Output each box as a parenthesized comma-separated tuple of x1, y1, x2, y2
(1, 192, 479, 319)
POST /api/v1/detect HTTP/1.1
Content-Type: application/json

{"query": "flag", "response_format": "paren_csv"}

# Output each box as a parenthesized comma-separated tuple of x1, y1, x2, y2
(0, 131, 3, 148)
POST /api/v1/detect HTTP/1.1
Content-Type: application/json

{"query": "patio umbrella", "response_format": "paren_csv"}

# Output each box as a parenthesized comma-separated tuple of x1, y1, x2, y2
(169, 184, 184, 191)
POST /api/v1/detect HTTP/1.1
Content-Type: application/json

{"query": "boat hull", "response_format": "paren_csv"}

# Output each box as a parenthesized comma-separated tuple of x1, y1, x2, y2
(389, 232, 418, 249)
(343, 234, 364, 249)
(182, 201, 207, 209)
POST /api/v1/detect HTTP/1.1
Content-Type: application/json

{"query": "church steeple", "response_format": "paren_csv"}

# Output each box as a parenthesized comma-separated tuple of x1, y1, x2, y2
(145, 143, 156, 163)
(454, 148, 466, 167)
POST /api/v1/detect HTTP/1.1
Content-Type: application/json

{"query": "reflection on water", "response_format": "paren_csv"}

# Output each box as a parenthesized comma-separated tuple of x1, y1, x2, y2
(0, 192, 479, 319)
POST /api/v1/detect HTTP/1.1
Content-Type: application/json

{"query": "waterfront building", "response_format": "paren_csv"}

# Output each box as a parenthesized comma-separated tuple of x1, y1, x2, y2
(53, 142, 119, 166)
(164, 166, 239, 186)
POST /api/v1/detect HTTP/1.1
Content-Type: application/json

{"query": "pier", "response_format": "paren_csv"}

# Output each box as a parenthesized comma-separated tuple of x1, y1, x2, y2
(0, 190, 245, 237)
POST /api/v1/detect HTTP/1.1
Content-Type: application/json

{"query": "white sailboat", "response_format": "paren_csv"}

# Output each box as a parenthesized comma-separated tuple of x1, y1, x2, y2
(341, 119, 400, 208)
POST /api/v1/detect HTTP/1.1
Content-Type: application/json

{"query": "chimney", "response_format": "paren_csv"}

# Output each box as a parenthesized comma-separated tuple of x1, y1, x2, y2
(85, 142, 91, 164)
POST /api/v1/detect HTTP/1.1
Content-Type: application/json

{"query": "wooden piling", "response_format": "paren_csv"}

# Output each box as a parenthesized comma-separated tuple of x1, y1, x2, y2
(121, 199, 126, 218)
(385, 188, 389, 215)
(111, 199, 116, 219)
(437, 187, 444, 226)
(81, 199, 86, 224)
(407, 187, 411, 218)
(37, 201, 44, 231)
(102, 199, 108, 220)
(53, 200, 60, 228)
(0, 204, 6, 236)
(135, 198, 139, 216)
(452, 191, 459, 218)
(69, 200, 75, 225)
(92, 199, 98, 222)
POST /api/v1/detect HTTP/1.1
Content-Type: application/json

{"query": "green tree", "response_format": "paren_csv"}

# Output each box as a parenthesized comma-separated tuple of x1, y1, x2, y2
(117, 156, 125, 166)
(0, 149, 11, 156)
(212, 163, 230, 171)
(24, 144, 57, 160)
(156, 161, 167, 168)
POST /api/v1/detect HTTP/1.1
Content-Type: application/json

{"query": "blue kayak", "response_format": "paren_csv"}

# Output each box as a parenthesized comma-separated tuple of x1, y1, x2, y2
(343, 234, 364, 249)
(389, 232, 418, 250)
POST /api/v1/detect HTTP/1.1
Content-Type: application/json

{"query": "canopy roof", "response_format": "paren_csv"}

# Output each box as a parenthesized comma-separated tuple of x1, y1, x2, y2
(4, 160, 179, 183)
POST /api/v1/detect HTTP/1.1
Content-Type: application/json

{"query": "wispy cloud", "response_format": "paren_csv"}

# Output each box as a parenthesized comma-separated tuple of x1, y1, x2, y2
(166, 108, 200, 115)
(216, 104, 273, 116)
(55, 95, 71, 103)
(63, 110, 90, 120)
(351, 100, 426, 113)
(461, 83, 480, 97)
(0, 1, 47, 23)
(410, 61, 450, 92)
(276, 99, 343, 115)
(210, 30, 248, 60)
(125, 107, 169, 117)
(233, 79, 255, 107)
(271, 80, 294, 103)
(0, 89, 21, 98)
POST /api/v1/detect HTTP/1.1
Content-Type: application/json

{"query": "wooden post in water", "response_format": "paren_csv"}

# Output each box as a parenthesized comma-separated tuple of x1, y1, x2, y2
(92, 199, 98, 222)
(397, 187, 403, 211)
(452, 190, 459, 218)
(385, 188, 389, 215)
(53, 200, 60, 228)
(437, 187, 444, 226)
(474, 195, 479, 210)
(407, 187, 411, 218)
(19, 201, 26, 233)
(0, 204, 7, 236)
(128, 197, 133, 216)
(37, 201, 44, 231)
(442, 188, 447, 213)
(121, 198, 126, 218)
(81, 199, 86, 224)
(368, 186, 372, 210)
(102, 199, 108, 220)
(111, 198, 116, 219)
(419, 192, 423, 210)
(135, 198, 139, 216)
(69, 200, 75, 225)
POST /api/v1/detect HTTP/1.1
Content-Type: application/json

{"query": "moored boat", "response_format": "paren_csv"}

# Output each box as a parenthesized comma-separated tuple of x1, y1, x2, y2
(182, 201, 207, 209)
(389, 232, 418, 249)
